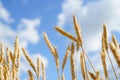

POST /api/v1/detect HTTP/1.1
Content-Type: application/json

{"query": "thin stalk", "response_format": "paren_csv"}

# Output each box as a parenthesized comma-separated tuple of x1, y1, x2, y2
(107, 51, 118, 80)
(81, 47, 96, 73)
(57, 68, 60, 80)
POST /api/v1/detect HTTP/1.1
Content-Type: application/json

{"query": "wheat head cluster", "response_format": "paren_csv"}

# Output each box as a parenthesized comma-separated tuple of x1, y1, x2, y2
(0, 15, 120, 80)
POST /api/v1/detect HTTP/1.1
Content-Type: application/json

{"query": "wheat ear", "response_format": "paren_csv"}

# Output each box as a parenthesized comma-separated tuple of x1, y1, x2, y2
(109, 42, 120, 67)
(37, 57, 41, 80)
(102, 24, 118, 80)
(62, 45, 70, 72)
(80, 51, 86, 80)
(54, 27, 77, 42)
(70, 43, 76, 80)
(101, 48, 109, 80)
(43, 32, 60, 80)
(73, 15, 82, 47)
(41, 62, 46, 80)
(22, 48, 37, 73)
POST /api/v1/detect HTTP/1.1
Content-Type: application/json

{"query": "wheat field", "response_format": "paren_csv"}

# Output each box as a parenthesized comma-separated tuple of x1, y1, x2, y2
(0, 15, 120, 80)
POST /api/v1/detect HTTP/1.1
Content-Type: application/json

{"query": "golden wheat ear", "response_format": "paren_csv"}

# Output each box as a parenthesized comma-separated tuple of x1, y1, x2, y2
(41, 62, 46, 80)
(43, 32, 60, 80)
(80, 51, 86, 80)
(54, 26, 77, 42)
(62, 45, 70, 72)
(37, 57, 41, 80)
(73, 15, 82, 47)
(70, 43, 76, 80)
(109, 42, 120, 67)
(101, 48, 109, 80)
(22, 48, 37, 73)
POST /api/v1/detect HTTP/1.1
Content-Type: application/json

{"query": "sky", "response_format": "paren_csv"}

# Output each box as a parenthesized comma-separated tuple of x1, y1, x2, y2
(0, 0, 120, 80)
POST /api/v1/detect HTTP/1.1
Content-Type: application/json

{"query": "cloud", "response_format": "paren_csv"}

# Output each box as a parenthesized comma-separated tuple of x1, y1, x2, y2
(17, 18, 40, 47)
(57, 0, 120, 52)
(0, 1, 41, 48)
(0, 18, 40, 48)
(0, 2, 14, 23)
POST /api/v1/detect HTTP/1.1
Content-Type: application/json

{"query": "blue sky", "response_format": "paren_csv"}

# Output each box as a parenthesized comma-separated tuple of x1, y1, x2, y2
(0, 0, 120, 80)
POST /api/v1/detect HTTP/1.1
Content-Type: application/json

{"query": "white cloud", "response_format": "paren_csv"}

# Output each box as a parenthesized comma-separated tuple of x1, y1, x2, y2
(0, 2, 14, 23)
(0, 18, 40, 48)
(18, 18, 40, 47)
(0, 22, 16, 49)
(57, 0, 120, 52)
